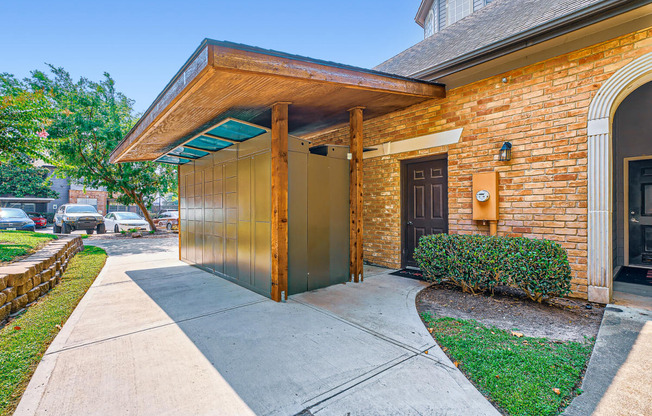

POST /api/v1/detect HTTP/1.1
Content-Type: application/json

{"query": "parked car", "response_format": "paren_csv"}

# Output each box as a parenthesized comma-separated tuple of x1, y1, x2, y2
(104, 212, 150, 233)
(153, 211, 178, 231)
(53, 204, 105, 235)
(0, 208, 36, 231)
(27, 212, 47, 229)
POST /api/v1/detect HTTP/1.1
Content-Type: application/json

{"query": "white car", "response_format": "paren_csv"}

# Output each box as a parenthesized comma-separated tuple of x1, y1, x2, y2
(104, 212, 150, 233)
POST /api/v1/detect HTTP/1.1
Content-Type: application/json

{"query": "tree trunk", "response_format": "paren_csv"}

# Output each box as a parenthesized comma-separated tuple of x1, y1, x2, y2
(134, 198, 156, 231)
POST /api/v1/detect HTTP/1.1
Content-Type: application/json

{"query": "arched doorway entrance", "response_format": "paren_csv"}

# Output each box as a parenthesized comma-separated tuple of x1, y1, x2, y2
(612, 81, 652, 300)
(587, 52, 652, 303)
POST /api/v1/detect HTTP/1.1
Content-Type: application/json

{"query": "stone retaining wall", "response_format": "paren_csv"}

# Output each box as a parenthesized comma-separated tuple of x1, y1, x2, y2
(0, 236, 83, 324)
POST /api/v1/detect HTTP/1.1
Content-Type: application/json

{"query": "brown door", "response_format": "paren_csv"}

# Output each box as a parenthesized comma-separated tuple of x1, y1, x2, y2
(403, 157, 448, 268)
(629, 159, 652, 265)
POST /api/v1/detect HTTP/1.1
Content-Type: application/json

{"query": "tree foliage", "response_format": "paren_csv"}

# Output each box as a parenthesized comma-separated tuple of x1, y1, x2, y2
(21, 66, 176, 230)
(0, 73, 56, 163)
(0, 162, 59, 198)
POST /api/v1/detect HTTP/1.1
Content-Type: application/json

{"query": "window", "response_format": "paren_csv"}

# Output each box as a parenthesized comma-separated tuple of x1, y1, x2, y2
(65, 205, 98, 214)
(425, 10, 435, 38)
(114, 212, 142, 220)
(77, 198, 98, 207)
(447, 0, 472, 25)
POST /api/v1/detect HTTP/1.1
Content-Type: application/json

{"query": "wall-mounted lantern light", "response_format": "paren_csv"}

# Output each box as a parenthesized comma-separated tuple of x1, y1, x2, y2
(499, 142, 512, 162)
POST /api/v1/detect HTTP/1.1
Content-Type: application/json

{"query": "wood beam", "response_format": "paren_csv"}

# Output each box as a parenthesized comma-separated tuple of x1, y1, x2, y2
(349, 107, 364, 283)
(210, 44, 445, 99)
(271, 102, 290, 302)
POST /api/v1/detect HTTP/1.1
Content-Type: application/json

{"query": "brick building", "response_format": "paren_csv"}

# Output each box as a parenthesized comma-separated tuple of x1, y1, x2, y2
(110, 0, 652, 303)
(68, 185, 109, 215)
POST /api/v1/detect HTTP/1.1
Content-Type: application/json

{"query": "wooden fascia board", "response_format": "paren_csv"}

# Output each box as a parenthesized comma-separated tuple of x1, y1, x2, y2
(208, 44, 445, 99)
(110, 47, 214, 163)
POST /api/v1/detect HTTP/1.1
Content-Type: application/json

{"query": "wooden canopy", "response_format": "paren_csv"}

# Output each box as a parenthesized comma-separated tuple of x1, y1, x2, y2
(110, 39, 445, 163)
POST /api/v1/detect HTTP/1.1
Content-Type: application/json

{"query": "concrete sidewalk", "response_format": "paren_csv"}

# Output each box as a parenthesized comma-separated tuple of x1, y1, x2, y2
(564, 304, 652, 416)
(15, 238, 498, 416)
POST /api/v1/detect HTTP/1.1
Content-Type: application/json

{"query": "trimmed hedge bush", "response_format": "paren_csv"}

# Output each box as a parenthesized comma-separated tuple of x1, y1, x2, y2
(414, 234, 572, 302)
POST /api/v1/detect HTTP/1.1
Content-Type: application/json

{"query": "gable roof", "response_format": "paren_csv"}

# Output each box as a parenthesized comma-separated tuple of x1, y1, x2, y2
(414, 0, 435, 28)
(375, 0, 644, 79)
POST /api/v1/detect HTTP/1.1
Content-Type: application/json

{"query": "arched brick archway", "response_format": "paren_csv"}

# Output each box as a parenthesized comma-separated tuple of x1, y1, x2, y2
(587, 52, 652, 303)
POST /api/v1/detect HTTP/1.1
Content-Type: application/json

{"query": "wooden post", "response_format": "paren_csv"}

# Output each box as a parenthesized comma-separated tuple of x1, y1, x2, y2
(349, 107, 364, 283)
(271, 102, 290, 301)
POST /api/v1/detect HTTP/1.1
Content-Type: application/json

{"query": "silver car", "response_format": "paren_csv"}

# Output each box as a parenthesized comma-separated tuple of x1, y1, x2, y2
(53, 204, 106, 235)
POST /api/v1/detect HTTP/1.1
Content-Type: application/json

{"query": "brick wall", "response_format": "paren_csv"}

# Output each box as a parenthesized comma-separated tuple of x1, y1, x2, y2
(309, 28, 652, 299)
(68, 190, 108, 215)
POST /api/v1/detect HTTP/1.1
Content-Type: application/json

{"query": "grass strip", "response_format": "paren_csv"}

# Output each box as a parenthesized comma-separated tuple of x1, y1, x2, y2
(0, 245, 107, 416)
(0, 231, 58, 263)
(422, 312, 593, 416)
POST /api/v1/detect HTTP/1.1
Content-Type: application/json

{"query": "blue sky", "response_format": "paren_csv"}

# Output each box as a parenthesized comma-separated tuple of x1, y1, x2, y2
(1, 0, 423, 113)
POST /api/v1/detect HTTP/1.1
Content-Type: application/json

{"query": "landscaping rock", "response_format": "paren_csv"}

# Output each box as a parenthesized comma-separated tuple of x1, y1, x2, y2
(2, 286, 16, 303)
(27, 287, 40, 303)
(17, 279, 34, 296)
(0, 302, 10, 322)
(11, 294, 28, 313)
(0, 235, 83, 322)
(39, 282, 50, 296)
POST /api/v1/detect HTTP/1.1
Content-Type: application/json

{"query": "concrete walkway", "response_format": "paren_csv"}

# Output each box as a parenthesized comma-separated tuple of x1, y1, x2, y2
(564, 304, 652, 416)
(15, 238, 498, 416)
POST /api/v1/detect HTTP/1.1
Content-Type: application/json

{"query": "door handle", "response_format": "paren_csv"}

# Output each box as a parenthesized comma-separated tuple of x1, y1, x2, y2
(631, 217, 640, 223)
(407, 221, 413, 226)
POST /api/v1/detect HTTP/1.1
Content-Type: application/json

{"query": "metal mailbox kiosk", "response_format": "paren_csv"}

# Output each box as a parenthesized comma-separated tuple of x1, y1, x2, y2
(178, 120, 349, 298)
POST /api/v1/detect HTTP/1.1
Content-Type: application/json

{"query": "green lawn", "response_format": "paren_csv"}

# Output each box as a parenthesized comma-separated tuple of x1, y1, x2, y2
(0, 246, 107, 416)
(422, 313, 593, 416)
(0, 231, 57, 263)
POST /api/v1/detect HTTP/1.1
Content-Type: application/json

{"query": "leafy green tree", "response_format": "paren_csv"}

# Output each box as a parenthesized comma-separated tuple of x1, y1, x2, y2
(0, 162, 59, 198)
(24, 66, 176, 230)
(0, 73, 56, 163)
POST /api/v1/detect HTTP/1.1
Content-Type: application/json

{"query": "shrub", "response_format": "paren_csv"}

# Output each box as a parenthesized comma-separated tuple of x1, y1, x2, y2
(414, 234, 572, 302)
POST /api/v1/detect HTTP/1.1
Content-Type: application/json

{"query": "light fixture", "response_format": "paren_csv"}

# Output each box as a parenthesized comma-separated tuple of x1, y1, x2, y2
(499, 142, 512, 161)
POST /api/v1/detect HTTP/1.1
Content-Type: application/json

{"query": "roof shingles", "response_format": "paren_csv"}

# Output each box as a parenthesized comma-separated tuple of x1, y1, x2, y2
(374, 0, 606, 77)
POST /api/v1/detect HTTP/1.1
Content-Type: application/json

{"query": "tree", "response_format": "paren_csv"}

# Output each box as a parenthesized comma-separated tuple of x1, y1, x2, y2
(24, 66, 176, 230)
(0, 73, 56, 163)
(0, 162, 59, 198)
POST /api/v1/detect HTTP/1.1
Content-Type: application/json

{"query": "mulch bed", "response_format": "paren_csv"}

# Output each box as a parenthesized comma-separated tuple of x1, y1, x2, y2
(416, 283, 605, 342)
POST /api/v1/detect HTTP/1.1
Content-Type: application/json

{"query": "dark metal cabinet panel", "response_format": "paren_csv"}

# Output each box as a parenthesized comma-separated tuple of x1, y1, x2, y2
(253, 151, 272, 293)
(288, 150, 308, 295)
(328, 156, 350, 285)
(254, 153, 271, 223)
(212, 163, 225, 274)
(237, 221, 252, 284)
(224, 238, 238, 278)
(254, 223, 271, 294)
(307, 154, 331, 291)
(238, 158, 252, 220)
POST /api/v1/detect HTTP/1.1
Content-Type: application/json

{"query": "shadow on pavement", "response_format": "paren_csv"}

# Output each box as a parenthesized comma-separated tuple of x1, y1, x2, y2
(84, 237, 178, 256)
